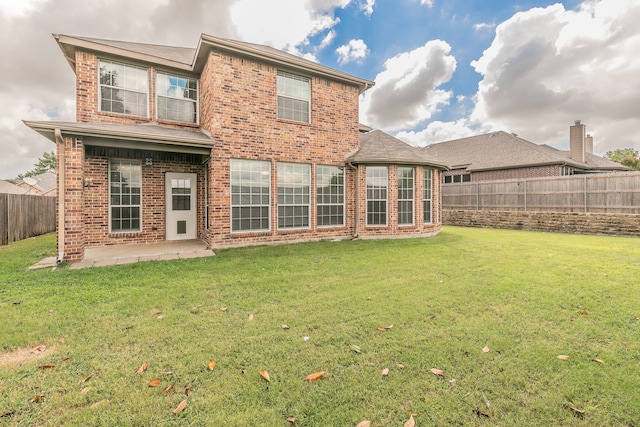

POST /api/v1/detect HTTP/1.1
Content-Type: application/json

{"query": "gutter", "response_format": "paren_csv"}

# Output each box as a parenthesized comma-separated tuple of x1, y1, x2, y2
(55, 128, 65, 263)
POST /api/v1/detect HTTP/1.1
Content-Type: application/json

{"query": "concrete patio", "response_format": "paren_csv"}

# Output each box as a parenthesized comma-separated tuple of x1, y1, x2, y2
(29, 240, 215, 270)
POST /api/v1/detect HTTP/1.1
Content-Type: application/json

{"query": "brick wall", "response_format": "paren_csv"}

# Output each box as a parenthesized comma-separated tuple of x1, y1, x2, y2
(200, 51, 363, 248)
(59, 136, 85, 262)
(355, 165, 443, 239)
(443, 209, 640, 237)
(471, 165, 562, 181)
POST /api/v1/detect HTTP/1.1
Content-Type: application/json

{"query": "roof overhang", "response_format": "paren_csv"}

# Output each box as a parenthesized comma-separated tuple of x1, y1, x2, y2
(24, 121, 214, 155)
(54, 34, 194, 73)
(347, 157, 450, 170)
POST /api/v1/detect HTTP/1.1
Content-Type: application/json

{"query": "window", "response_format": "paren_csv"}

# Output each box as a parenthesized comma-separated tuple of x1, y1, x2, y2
(398, 167, 414, 225)
(277, 71, 310, 123)
(423, 168, 433, 224)
(316, 165, 344, 227)
(157, 72, 198, 123)
(462, 174, 471, 182)
(99, 59, 148, 117)
(366, 166, 387, 226)
(278, 162, 311, 229)
(109, 160, 141, 232)
(230, 159, 270, 232)
(171, 178, 191, 211)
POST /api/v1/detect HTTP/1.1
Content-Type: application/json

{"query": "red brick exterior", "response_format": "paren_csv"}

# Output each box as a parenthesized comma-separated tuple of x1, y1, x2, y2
(471, 165, 562, 181)
(55, 42, 444, 262)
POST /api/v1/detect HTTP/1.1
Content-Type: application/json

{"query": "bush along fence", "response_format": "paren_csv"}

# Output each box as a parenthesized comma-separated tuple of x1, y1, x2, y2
(442, 172, 640, 237)
(0, 194, 56, 245)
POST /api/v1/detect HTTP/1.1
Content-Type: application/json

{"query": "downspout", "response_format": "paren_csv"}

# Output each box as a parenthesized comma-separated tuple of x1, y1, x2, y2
(347, 162, 359, 238)
(55, 128, 65, 263)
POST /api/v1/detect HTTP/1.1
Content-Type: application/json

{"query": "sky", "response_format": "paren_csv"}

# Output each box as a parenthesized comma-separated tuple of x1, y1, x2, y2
(1, 0, 639, 179)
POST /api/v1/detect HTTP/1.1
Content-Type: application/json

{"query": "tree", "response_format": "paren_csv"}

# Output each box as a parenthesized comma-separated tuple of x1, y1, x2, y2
(605, 148, 640, 171)
(19, 151, 56, 179)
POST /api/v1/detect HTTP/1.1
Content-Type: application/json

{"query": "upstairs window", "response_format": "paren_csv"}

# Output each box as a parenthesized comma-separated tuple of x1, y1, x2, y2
(99, 59, 148, 117)
(277, 71, 310, 123)
(157, 72, 198, 124)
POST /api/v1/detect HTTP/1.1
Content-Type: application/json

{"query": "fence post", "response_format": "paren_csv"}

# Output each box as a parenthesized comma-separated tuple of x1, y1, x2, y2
(584, 175, 588, 213)
(476, 182, 480, 210)
(524, 179, 527, 212)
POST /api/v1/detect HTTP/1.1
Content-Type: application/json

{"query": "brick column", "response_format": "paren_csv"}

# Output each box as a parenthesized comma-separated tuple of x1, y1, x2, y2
(62, 136, 85, 262)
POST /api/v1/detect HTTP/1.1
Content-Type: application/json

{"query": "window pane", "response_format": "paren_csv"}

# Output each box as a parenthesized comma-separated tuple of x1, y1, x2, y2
(157, 72, 198, 123)
(99, 59, 148, 117)
(277, 71, 310, 123)
(424, 168, 433, 224)
(230, 159, 270, 232)
(110, 160, 142, 232)
(277, 162, 310, 229)
(366, 167, 387, 226)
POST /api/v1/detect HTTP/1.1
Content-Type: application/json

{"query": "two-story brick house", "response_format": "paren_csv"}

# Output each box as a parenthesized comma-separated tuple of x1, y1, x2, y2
(25, 34, 448, 263)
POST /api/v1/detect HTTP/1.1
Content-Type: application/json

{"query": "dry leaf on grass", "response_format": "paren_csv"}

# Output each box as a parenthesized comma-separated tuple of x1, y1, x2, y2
(482, 346, 490, 353)
(172, 399, 187, 414)
(260, 370, 271, 382)
(377, 327, 387, 332)
(162, 384, 175, 395)
(286, 415, 296, 423)
(149, 379, 161, 387)
(38, 365, 55, 370)
(382, 368, 389, 376)
(248, 314, 254, 320)
(396, 363, 405, 369)
(241, 369, 247, 374)
(591, 358, 605, 365)
(136, 362, 148, 375)
(404, 414, 416, 427)
(219, 306, 228, 312)
(59, 337, 65, 343)
(80, 387, 90, 394)
(79, 372, 94, 384)
(281, 324, 289, 329)
(303, 371, 324, 381)
(580, 311, 590, 315)
(29, 394, 44, 404)
(568, 405, 584, 414)
(557, 355, 570, 360)
(208, 360, 217, 371)
(430, 368, 444, 376)
(356, 421, 372, 427)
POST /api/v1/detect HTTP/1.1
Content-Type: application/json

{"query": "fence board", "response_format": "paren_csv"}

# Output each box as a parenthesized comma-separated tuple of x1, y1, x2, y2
(0, 194, 56, 245)
(442, 172, 640, 213)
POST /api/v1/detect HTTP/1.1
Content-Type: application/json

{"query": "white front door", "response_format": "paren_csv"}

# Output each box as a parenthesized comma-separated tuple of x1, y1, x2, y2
(166, 172, 197, 240)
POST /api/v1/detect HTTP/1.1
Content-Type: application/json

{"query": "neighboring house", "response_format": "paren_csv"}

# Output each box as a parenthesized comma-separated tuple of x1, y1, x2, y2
(16, 171, 57, 196)
(24, 34, 448, 263)
(424, 121, 629, 183)
(0, 180, 28, 195)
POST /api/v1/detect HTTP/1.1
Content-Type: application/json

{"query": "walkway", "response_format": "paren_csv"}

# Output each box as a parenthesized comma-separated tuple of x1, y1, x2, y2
(28, 240, 215, 270)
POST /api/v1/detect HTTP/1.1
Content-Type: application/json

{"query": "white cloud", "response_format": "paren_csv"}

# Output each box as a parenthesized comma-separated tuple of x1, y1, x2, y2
(395, 119, 481, 147)
(420, 0, 434, 8)
(360, 0, 375, 16)
(473, 22, 495, 31)
(360, 40, 456, 131)
(336, 39, 369, 64)
(469, 0, 640, 154)
(319, 30, 336, 49)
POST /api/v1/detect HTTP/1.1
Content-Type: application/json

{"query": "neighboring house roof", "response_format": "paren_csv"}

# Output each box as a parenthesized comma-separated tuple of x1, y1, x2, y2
(0, 180, 28, 194)
(422, 131, 628, 172)
(16, 171, 57, 195)
(347, 130, 450, 169)
(23, 121, 214, 155)
(54, 34, 375, 93)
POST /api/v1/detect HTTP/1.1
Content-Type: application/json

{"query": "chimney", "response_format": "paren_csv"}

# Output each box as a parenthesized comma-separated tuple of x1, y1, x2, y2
(585, 133, 593, 155)
(569, 120, 586, 163)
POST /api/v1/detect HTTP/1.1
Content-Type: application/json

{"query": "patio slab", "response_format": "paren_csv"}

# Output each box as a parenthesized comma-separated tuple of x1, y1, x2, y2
(29, 240, 215, 270)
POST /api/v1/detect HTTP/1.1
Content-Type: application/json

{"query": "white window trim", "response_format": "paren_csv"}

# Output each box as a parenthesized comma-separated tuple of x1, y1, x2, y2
(276, 70, 311, 124)
(155, 70, 199, 125)
(108, 159, 142, 234)
(366, 166, 388, 227)
(277, 162, 311, 230)
(398, 166, 415, 226)
(98, 59, 149, 118)
(316, 165, 345, 228)
(423, 167, 433, 224)
(230, 159, 271, 234)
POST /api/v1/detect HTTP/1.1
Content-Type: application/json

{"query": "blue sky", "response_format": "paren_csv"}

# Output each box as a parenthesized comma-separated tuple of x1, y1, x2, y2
(0, 0, 638, 179)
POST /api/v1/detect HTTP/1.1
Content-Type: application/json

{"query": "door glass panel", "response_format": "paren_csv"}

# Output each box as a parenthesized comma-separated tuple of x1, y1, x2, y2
(172, 178, 191, 211)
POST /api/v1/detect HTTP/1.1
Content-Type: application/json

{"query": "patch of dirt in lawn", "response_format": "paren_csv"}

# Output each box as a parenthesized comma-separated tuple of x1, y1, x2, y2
(0, 345, 53, 369)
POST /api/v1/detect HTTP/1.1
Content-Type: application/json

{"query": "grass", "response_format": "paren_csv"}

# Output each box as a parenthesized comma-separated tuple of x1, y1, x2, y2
(0, 227, 639, 426)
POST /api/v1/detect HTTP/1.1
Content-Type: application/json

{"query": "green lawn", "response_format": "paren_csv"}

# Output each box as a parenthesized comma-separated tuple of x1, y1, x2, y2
(1, 227, 639, 426)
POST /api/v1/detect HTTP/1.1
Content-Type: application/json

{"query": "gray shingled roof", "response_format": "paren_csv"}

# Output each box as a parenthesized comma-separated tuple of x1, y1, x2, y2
(422, 131, 627, 172)
(24, 121, 213, 148)
(0, 180, 27, 194)
(18, 171, 57, 194)
(347, 130, 449, 169)
(72, 36, 196, 65)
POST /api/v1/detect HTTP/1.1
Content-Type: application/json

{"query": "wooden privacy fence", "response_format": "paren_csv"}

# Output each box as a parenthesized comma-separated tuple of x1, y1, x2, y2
(0, 194, 56, 245)
(442, 172, 640, 213)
